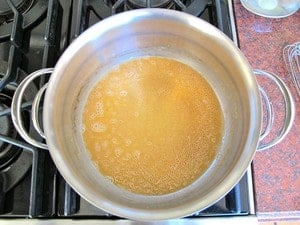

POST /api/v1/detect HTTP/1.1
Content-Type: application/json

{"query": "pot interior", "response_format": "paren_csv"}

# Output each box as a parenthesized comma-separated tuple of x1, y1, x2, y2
(44, 9, 261, 220)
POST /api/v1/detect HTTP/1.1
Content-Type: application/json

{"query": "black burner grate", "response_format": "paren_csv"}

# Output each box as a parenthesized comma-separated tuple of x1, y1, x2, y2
(0, 0, 35, 25)
(0, 0, 48, 40)
(0, 0, 65, 218)
(0, 0, 248, 219)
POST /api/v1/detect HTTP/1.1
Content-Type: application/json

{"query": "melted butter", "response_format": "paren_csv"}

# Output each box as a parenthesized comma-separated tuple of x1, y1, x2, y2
(82, 56, 224, 195)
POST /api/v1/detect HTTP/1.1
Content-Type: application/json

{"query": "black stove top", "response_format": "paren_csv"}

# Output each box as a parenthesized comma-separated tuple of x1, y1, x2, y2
(0, 0, 251, 219)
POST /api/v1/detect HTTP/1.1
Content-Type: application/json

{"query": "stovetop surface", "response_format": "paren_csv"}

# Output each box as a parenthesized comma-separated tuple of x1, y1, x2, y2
(0, 0, 251, 219)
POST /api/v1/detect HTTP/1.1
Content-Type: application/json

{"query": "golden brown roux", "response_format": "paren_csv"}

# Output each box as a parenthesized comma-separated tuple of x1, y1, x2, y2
(82, 56, 224, 195)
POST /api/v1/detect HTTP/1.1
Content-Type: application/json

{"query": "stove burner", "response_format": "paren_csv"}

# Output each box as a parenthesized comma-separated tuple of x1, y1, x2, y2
(0, 0, 48, 40)
(126, 0, 174, 9)
(0, 59, 37, 171)
(0, 0, 34, 24)
(0, 93, 20, 170)
(0, 72, 37, 198)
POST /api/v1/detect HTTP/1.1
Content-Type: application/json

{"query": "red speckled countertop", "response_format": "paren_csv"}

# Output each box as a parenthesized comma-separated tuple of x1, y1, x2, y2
(233, 1, 300, 222)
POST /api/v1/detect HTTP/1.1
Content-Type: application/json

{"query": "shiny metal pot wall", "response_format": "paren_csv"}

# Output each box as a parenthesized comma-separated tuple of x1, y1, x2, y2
(18, 9, 263, 220)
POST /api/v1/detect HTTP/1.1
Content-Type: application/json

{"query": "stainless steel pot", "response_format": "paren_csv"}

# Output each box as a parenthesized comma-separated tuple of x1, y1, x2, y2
(11, 9, 295, 221)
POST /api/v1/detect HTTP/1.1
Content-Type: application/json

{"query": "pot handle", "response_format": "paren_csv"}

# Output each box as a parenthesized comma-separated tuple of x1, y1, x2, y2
(11, 68, 53, 150)
(254, 69, 295, 151)
(11, 68, 295, 151)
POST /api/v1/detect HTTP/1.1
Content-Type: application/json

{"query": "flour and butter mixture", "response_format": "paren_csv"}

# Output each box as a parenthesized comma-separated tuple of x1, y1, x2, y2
(82, 56, 224, 195)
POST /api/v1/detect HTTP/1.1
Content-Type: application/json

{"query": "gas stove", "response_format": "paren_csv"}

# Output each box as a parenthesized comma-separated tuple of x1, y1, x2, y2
(0, 0, 256, 224)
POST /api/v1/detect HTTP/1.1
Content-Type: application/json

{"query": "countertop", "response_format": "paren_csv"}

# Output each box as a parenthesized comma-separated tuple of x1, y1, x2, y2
(233, 1, 300, 223)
